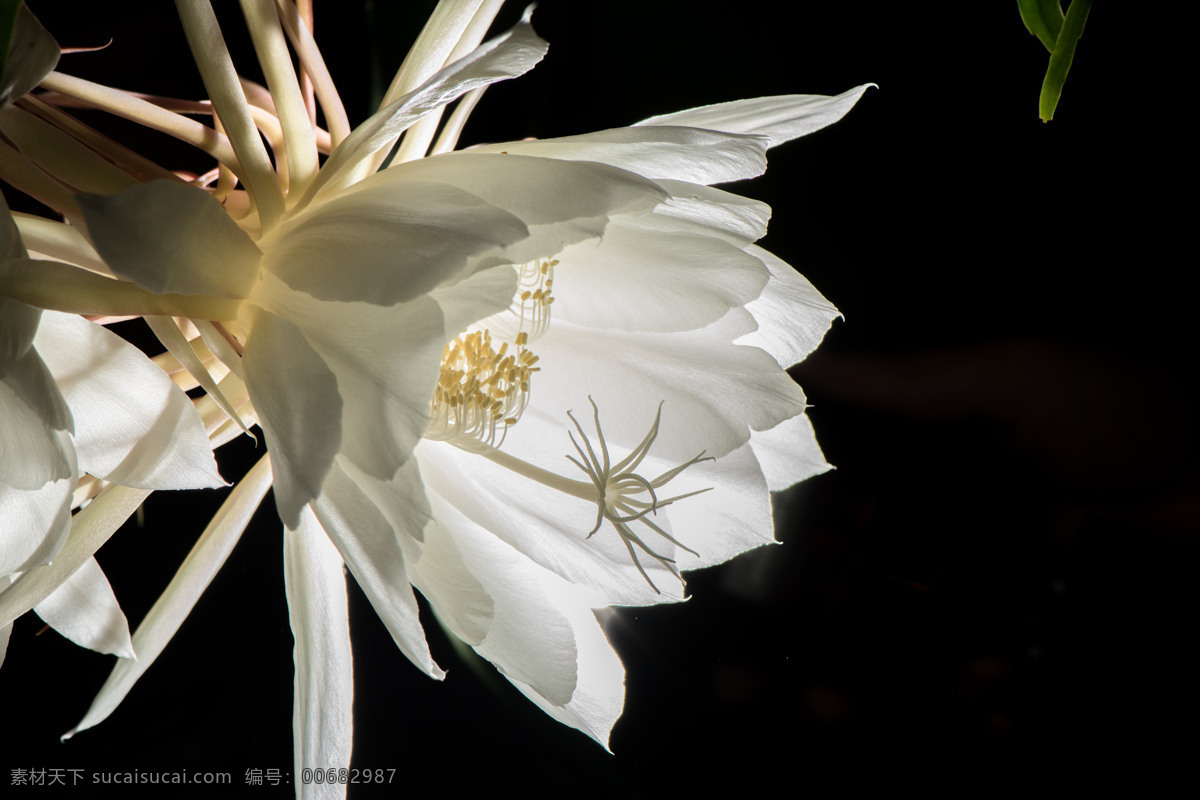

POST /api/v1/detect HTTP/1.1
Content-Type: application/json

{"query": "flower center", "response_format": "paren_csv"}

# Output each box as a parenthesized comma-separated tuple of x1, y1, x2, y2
(424, 259, 556, 452)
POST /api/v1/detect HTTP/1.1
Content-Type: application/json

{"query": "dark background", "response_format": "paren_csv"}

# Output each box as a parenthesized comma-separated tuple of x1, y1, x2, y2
(4, 1, 1196, 795)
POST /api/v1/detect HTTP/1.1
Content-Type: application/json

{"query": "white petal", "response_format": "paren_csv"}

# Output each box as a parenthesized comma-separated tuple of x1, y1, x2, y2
(416, 438, 677, 606)
(0, 574, 13, 670)
(528, 310, 807, 463)
(649, 180, 771, 245)
(0, 616, 10, 670)
(33, 556, 134, 658)
(550, 218, 768, 333)
(0, 437, 73, 575)
(749, 412, 832, 492)
(636, 85, 874, 150)
(471, 124, 769, 184)
(64, 457, 271, 740)
(34, 311, 224, 490)
(431, 262, 519, 336)
(0, 484, 149, 631)
(285, 508, 353, 800)
(736, 245, 840, 369)
(77, 180, 262, 299)
(658, 440, 776, 570)
(311, 458, 445, 678)
(505, 603, 625, 750)
(307, 14, 548, 199)
(378, 151, 667, 265)
(253, 276, 447, 485)
(419, 492, 580, 707)
(405, 516, 493, 647)
(259, 177, 528, 306)
(0, 347, 73, 488)
(243, 307, 342, 529)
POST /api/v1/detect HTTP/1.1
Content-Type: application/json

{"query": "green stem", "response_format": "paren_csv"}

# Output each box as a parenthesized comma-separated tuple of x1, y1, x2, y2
(1040, 0, 1093, 122)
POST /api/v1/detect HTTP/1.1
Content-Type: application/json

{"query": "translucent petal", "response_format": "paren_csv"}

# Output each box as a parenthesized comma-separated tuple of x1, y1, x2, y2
(34, 312, 224, 490)
(736, 245, 840, 369)
(253, 276, 447, 484)
(550, 218, 768, 333)
(259, 177, 528, 306)
(285, 508, 353, 798)
(656, 441, 776, 570)
(0, 435, 73, 575)
(505, 604, 624, 750)
(382, 152, 667, 266)
(527, 310, 807, 463)
(470, 125, 769, 185)
(0, 345, 72, 488)
(77, 180, 262, 299)
(311, 458, 445, 678)
(243, 307, 342, 529)
(34, 556, 134, 658)
(422, 490, 579, 706)
(307, 13, 548, 199)
(0, 485, 149, 631)
(749, 412, 832, 492)
(636, 85, 874, 150)
(416, 437, 678, 606)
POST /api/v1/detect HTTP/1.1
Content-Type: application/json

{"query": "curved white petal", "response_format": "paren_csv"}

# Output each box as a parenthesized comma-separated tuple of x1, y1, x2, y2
(0, 574, 12, 669)
(254, 276, 448, 485)
(528, 311, 807, 463)
(471, 125, 769, 185)
(657, 440, 776, 570)
(649, 180, 771, 246)
(416, 437, 678, 606)
(77, 180, 262, 299)
(550, 218, 768, 333)
(0, 484, 149, 630)
(0, 436, 74, 575)
(382, 152, 668, 266)
(419, 491, 581, 707)
(259, 177, 529, 306)
(308, 13, 548, 199)
(243, 307, 342, 529)
(505, 603, 625, 750)
(34, 555, 134, 658)
(0, 347, 73, 488)
(749, 411, 832, 492)
(34, 311, 224, 490)
(636, 84, 874, 150)
(311, 458, 445, 679)
(285, 508, 353, 800)
(736, 245, 840, 369)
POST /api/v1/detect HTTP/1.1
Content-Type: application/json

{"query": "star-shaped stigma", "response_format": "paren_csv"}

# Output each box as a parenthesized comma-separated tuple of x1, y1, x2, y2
(566, 398, 713, 593)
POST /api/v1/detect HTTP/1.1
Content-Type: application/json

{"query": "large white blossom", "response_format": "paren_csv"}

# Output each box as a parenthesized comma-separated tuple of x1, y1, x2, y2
(0, 0, 868, 787)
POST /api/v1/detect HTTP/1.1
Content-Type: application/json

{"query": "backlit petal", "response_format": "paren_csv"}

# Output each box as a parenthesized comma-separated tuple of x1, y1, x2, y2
(34, 556, 134, 658)
(34, 311, 224, 489)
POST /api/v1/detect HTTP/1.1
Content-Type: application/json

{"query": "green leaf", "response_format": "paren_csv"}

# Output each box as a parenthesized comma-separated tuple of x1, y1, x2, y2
(1039, 0, 1092, 122)
(1018, 0, 1066, 53)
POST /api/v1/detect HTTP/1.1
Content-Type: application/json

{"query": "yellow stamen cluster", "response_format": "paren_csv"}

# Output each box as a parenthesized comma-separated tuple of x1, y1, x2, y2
(426, 259, 557, 452)
(486, 259, 557, 342)
(426, 329, 540, 452)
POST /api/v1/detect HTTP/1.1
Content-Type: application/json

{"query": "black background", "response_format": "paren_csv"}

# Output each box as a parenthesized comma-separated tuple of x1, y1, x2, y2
(4, 1, 1196, 796)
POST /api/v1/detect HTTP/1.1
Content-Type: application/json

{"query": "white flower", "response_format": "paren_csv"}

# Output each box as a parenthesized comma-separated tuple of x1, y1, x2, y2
(0, 0, 868, 781)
